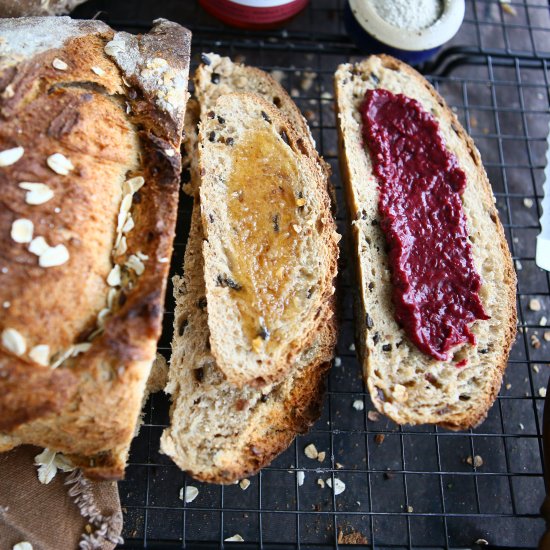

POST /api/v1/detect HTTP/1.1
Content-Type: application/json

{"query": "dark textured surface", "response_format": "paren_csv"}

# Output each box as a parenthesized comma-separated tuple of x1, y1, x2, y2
(70, 0, 550, 547)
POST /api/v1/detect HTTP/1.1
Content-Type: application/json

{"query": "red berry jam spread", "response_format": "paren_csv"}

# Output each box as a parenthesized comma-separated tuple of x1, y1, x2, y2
(360, 89, 489, 361)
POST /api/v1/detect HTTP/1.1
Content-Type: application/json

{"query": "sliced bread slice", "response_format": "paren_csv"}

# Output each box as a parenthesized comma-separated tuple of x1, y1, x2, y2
(185, 52, 329, 199)
(160, 203, 336, 483)
(198, 93, 339, 387)
(334, 55, 517, 429)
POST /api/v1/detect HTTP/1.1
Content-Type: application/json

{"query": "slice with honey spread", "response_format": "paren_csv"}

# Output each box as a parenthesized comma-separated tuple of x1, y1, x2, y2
(199, 92, 339, 387)
(335, 55, 516, 429)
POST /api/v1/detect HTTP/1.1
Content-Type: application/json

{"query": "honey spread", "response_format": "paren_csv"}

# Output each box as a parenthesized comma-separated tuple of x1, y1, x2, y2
(360, 88, 489, 361)
(225, 127, 303, 352)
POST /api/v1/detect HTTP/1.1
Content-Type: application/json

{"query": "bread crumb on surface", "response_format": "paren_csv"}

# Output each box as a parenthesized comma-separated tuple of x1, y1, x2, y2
(304, 443, 318, 459)
(529, 298, 541, 311)
(349, 343, 356, 351)
(466, 455, 484, 468)
(367, 410, 380, 422)
(326, 477, 346, 495)
(317, 451, 326, 463)
(374, 434, 385, 445)
(533, 365, 540, 373)
(540, 316, 547, 326)
(475, 539, 489, 546)
(297, 471, 305, 486)
(317, 478, 325, 488)
(224, 534, 244, 542)
(180, 486, 199, 503)
(544, 331, 550, 342)
(523, 198, 534, 208)
(353, 399, 364, 411)
(337, 529, 368, 544)
(505, 383, 512, 390)
(531, 335, 541, 349)
(406, 505, 414, 513)
(334, 357, 342, 367)
(539, 387, 547, 398)
(239, 479, 250, 490)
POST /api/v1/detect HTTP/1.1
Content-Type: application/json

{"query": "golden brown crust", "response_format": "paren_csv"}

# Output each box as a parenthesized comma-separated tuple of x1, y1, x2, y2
(335, 54, 517, 430)
(0, 18, 191, 479)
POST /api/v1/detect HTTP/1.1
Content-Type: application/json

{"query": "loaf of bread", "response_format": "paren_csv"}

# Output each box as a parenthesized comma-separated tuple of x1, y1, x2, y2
(161, 56, 339, 482)
(0, 17, 191, 479)
(0, 0, 88, 17)
(335, 55, 516, 429)
(199, 93, 339, 387)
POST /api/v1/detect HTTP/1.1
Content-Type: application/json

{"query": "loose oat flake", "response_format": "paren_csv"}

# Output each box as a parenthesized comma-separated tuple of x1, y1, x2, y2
(224, 535, 244, 542)
(180, 486, 199, 503)
(47, 153, 74, 175)
(34, 448, 74, 484)
(39, 244, 69, 268)
(304, 443, 318, 459)
(91, 66, 105, 76)
(2, 328, 26, 356)
(29, 344, 50, 366)
(11, 218, 33, 243)
(326, 478, 346, 496)
(0, 146, 24, 167)
(297, 471, 305, 486)
(52, 58, 68, 70)
(28, 236, 50, 256)
(19, 182, 54, 205)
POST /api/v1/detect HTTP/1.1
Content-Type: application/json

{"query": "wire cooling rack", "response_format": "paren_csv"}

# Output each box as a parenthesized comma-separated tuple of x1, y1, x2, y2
(71, 0, 550, 547)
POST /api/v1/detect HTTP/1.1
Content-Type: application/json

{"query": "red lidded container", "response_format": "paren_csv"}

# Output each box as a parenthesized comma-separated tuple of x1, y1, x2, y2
(199, 0, 309, 29)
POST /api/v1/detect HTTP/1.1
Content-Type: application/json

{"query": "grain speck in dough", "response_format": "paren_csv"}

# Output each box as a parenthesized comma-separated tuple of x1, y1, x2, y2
(29, 344, 50, 366)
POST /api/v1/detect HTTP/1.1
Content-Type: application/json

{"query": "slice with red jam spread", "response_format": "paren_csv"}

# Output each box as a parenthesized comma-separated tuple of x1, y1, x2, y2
(360, 88, 490, 361)
(335, 55, 516, 429)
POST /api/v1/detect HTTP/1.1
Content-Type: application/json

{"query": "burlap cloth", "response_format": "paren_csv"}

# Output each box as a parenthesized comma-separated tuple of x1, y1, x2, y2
(0, 446, 122, 550)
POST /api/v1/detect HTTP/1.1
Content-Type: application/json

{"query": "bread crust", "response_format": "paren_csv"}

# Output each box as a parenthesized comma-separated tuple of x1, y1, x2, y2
(335, 55, 516, 430)
(0, 17, 191, 479)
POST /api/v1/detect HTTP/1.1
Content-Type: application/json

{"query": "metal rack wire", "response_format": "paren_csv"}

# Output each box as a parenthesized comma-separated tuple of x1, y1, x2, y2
(71, 0, 550, 547)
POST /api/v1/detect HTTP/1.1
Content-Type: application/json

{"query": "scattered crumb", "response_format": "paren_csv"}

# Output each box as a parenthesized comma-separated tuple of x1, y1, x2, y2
(531, 334, 541, 349)
(239, 479, 250, 491)
(505, 383, 512, 390)
(224, 534, 244, 542)
(529, 298, 541, 311)
(523, 198, 534, 208)
(326, 477, 346, 495)
(544, 331, 550, 342)
(475, 539, 489, 546)
(353, 399, 364, 411)
(349, 343, 356, 351)
(466, 455, 484, 468)
(337, 529, 368, 544)
(533, 365, 540, 373)
(317, 451, 326, 463)
(317, 478, 325, 488)
(406, 505, 414, 513)
(321, 91, 333, 100)
(368, 410, 380, 422)
(469, 116, 478, 128)
(540, 316, 547, 326)
(519, 423, 525, 430)
(297, 471, 305, 486)
(291, 88, 299, 98)
(515, 260, 522, 271)
(539, 387, 547, 398)
(499, 0, 517, 15)
(334, 357, 342, 367)
(180, 486, 199, 503)
(304, 443, 319, 459)
(336, 462, 344, 469)
(374, 434, 385, 445)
